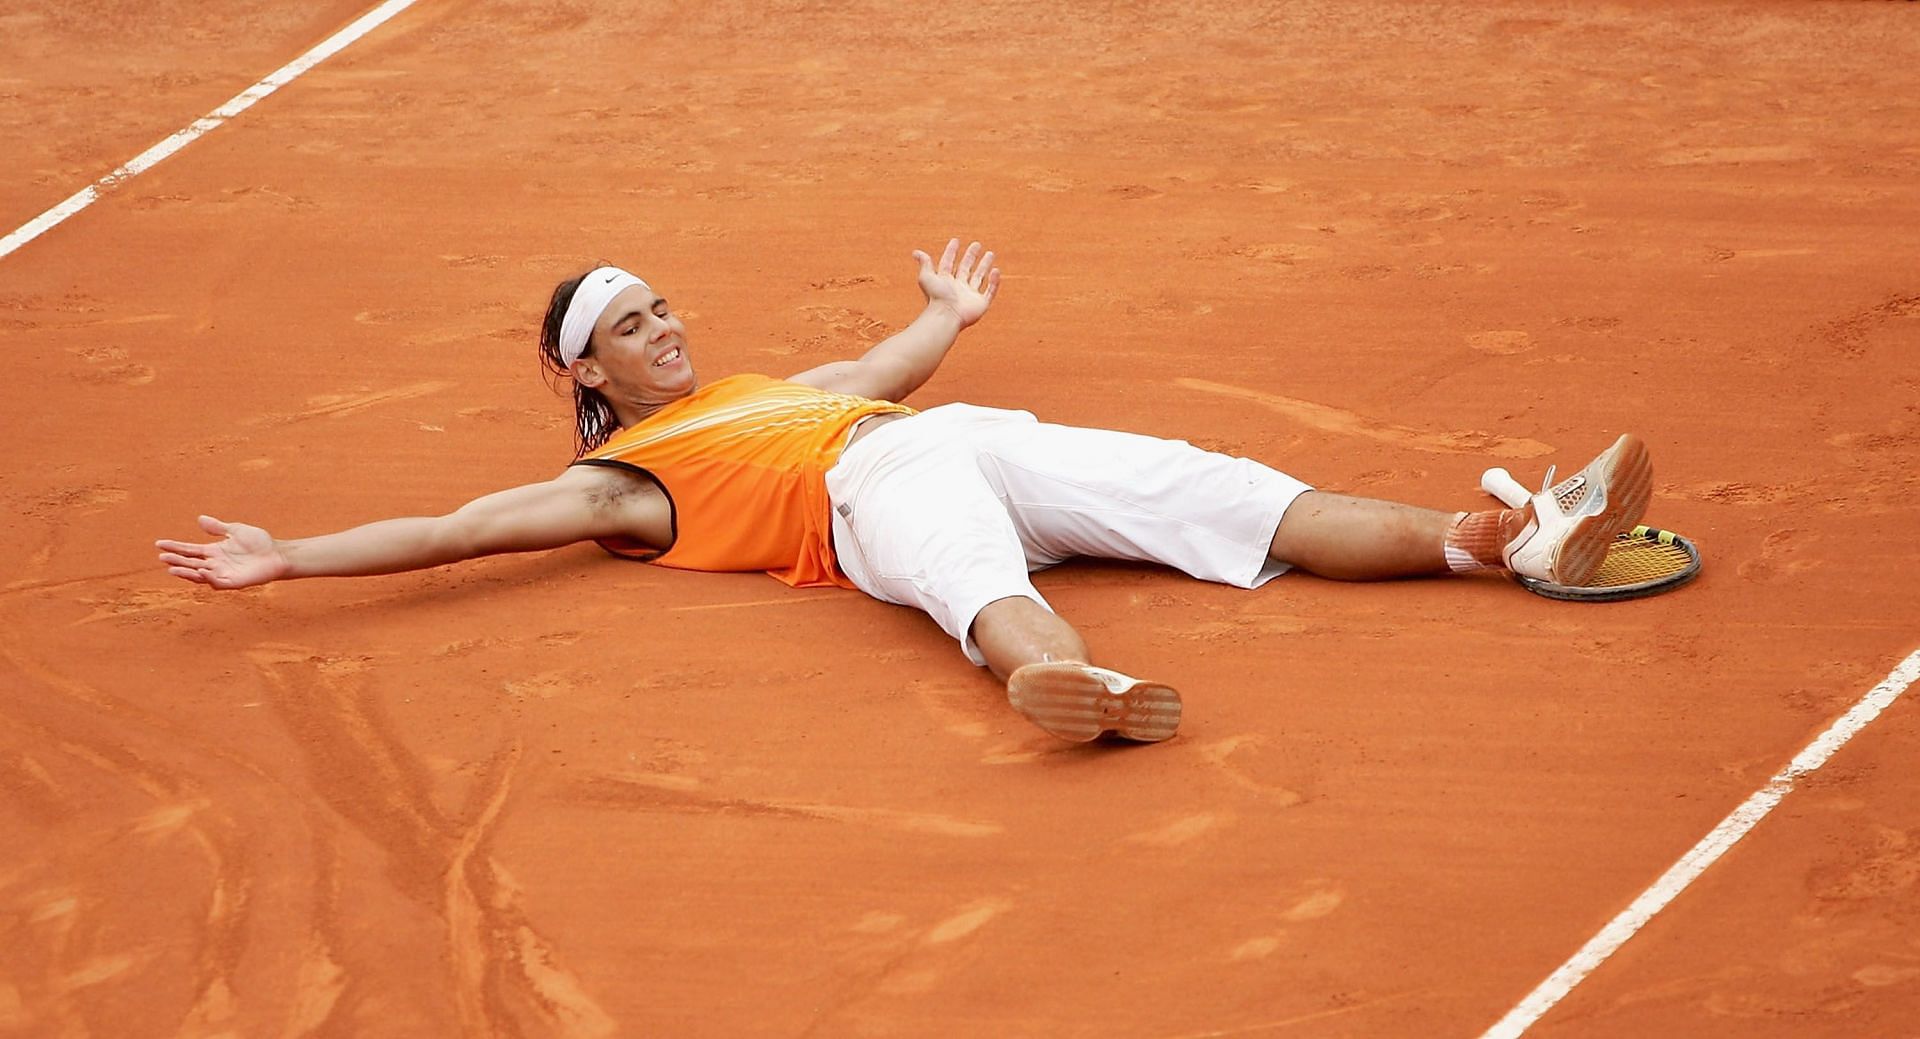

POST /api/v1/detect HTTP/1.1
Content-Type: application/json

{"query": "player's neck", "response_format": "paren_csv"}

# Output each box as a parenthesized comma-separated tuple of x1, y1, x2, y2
(609, 381, 699, 427)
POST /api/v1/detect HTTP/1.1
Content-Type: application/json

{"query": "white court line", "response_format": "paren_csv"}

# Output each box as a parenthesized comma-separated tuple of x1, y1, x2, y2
(0, 0, 420, 262)
(1481, 645, 1920, 1038)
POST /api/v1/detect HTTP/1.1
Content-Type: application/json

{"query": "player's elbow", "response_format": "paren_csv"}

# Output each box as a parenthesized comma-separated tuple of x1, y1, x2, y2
(860, 357, 922, 402)
(444, 498, 558, 561)
(433, 508, 496, 562)
(447, 492, 593, 559)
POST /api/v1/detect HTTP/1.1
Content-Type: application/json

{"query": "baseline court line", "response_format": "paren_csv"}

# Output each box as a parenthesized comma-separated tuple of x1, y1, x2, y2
(1481, 646, 1920, 1038)
(0, 0, 421, 262)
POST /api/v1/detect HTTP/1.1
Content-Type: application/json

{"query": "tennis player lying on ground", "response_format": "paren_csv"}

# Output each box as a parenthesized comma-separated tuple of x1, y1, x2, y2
(159, 239, 1652, 743)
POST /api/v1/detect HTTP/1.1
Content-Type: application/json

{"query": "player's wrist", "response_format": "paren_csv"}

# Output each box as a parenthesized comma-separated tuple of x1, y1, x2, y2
(270, 538, 306, 581)
(922, 299, 971, 329)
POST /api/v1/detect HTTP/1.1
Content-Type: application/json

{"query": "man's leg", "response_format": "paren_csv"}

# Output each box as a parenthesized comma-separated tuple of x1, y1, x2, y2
(971, 595, 1181, 743)
(970, 594, 1087, 682)
(1267, 435, 1653, 585)
(1266, 492, 1516, 580)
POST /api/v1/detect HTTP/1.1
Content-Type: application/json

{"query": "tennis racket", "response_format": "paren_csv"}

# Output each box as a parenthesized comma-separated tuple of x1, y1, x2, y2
(1481, 466, 1701, 601)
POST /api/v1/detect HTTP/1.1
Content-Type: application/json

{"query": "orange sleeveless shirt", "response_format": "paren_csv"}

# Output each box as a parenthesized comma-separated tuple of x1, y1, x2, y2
(574, 374, 912, 588)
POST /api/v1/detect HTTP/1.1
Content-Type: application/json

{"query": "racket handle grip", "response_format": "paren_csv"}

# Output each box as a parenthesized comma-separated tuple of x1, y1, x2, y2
(1480, 467, 1532, 509)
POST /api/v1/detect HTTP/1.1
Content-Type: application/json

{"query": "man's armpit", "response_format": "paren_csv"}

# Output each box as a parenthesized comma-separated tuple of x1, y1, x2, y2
(568, 462, 673, 548)
(584, 476, 630, 515)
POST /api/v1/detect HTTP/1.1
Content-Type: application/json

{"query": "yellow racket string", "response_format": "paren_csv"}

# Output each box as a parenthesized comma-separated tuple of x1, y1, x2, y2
(1589, 535, 1695, 588)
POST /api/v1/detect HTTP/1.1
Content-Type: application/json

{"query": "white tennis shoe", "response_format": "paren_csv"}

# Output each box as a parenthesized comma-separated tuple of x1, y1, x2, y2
(1504, 434, 1653, 587)
(1006, 662, 1182, 743)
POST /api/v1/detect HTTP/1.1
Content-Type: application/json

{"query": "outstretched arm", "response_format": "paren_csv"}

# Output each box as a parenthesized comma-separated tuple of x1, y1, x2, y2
(789, 237, 1000, 402)
(156, 466, 665, 589)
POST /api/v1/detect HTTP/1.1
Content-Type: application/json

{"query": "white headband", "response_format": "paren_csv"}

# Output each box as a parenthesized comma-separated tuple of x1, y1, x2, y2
(559, 266, 650, 367)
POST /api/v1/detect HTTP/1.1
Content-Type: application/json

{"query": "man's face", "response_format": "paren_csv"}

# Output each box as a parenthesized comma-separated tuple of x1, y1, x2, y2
(578, 284, 694, 403)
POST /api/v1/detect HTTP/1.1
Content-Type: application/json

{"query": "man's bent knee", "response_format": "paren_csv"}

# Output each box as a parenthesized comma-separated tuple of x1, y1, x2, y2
(968, 595, 1086, 680)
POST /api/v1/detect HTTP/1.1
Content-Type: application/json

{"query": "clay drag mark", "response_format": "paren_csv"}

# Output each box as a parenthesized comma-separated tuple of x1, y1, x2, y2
(0, 628, 617, 1038)
(0, 632, 325, 1038)
(1175, 378, 1554, 458)
(245, 646, 615, 1038)
(569, 771, 1004, 838)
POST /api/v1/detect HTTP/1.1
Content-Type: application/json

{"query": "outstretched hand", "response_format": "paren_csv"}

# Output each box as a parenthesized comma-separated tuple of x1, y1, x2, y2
(156, 515, 290, 590)
(913, 238, 1000, 328)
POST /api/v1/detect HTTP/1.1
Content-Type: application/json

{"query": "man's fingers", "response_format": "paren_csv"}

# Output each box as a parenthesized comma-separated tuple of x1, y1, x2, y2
(158, 551, 208, 569)
(984, 268, 1001, 303)
(154, 539, 208, 557)
(167, 566, 210, 584)
(938, 238, 959, 275)
(971, 250, 995, 290)
(956, 241, 982, 282)
(197, 515, 229, 537)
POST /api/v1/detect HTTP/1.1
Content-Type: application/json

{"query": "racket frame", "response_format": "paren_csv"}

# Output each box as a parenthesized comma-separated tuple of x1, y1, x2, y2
(1511, 525, 1701, 602)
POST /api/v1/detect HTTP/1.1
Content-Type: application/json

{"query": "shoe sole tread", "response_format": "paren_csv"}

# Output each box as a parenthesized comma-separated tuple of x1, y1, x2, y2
(1007, 664, 1182, 743)
(1552, 434, 1653, 586)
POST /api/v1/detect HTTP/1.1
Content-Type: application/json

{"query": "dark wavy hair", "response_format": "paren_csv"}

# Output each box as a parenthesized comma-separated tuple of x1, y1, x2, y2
(538, 267, 621, 457)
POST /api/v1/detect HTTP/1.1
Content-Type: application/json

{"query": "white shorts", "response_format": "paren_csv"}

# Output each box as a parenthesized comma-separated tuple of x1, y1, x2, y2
(823, 403, 1314, 665)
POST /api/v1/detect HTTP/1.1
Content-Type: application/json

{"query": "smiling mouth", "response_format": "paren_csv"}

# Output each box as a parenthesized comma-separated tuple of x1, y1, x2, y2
(652, 345, 682, 368)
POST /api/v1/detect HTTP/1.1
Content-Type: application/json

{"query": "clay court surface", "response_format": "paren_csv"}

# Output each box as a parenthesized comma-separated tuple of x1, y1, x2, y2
(4, 1, 1919, 1035)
